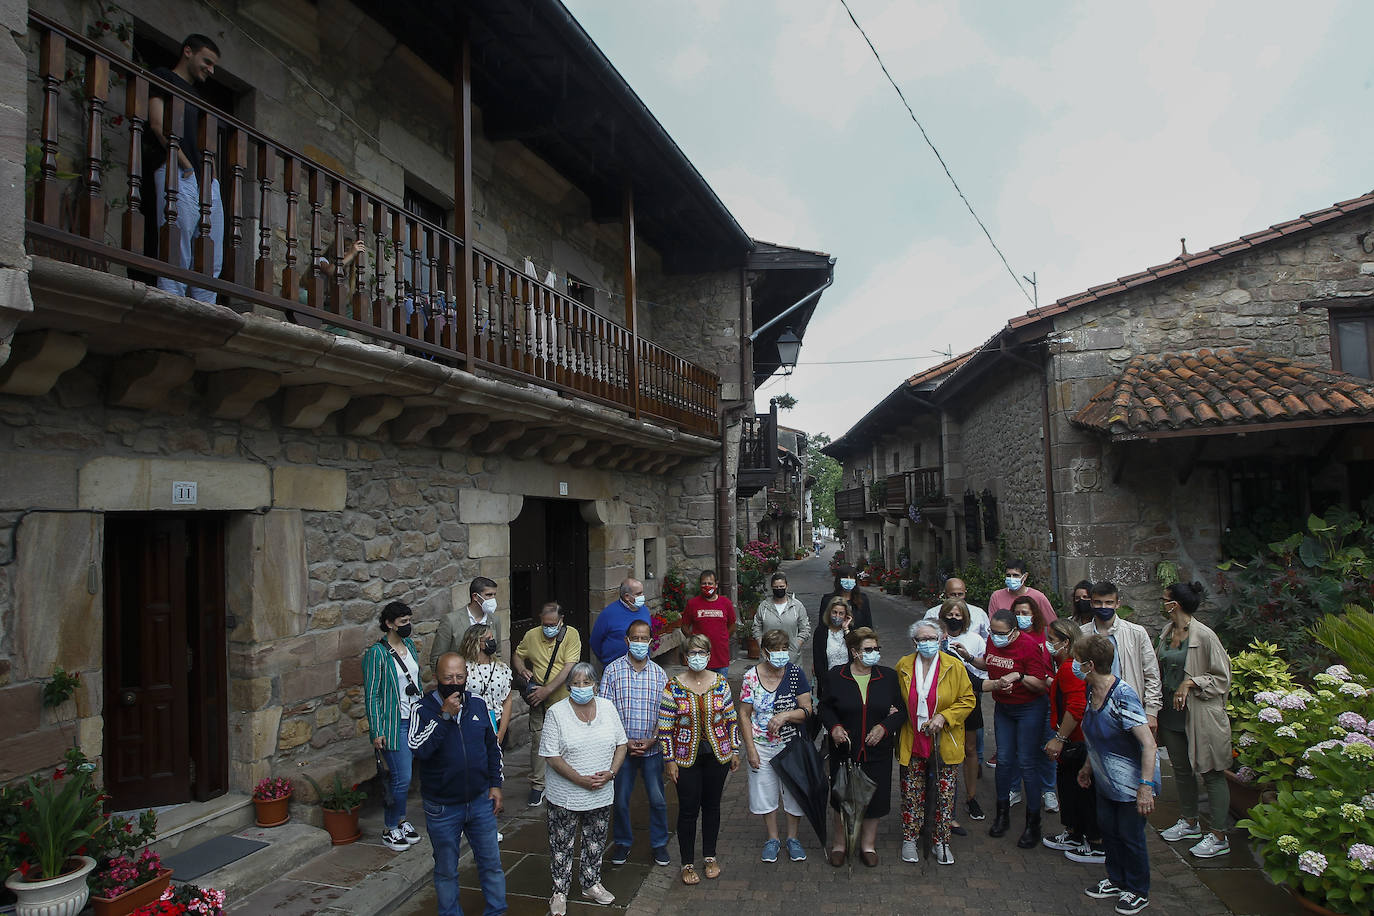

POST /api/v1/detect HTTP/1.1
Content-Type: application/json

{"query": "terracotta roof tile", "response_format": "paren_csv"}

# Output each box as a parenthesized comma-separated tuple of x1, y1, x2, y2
(1071, 347, 1374, 436)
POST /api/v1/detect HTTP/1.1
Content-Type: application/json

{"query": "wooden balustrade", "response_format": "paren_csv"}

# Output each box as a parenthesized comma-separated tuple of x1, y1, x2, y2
(22, 12, 719, 439)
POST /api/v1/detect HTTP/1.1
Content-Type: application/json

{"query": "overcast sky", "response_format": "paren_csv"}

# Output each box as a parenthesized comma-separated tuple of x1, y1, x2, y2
(563, 0, 1374, 443)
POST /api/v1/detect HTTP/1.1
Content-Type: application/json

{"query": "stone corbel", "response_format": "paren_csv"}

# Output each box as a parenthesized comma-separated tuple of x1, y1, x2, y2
(471, 421, 526, 455)
(107, 350, 196, 410)
(390, 406, 448, 445)
(540, 435, 588, 465)
(508, 427, 560, 461)
(341, 396, 404, 437)
(431, 413, 491, 449)
(0, 330, 86, 396)
(279, 384, 350, 429)
(204, 368, 281, 420)
(569, 441, 614, 468)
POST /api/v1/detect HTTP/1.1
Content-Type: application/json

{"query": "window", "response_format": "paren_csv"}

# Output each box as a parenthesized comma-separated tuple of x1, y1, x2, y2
(892, 450, 901, 473)
(404, 186, 449, 229)
(566, 274, 595, 307)
(642, 537, 657, 581)
(1332, 313, 1374, 379)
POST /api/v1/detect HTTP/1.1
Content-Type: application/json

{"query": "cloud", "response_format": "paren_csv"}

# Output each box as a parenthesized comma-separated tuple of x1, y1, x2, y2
(666, 44, 711, 85)
(706, 165, 820, 248)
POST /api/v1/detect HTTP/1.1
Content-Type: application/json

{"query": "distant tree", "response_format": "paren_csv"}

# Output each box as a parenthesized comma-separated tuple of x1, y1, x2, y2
(772, 393, 798, 410)
(807, 432, 841, 531)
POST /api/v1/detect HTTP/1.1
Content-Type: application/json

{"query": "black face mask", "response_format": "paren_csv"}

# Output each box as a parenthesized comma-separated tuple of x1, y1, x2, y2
(1073, 599, 1093, 619)
(481, 639, 498, 656)
(1092, 605, 1116, 621)
(395, 623, 413, 638)
(772, 588, 788, 598)
(941, 615, 965, 634)
(437, 682, 466, 699)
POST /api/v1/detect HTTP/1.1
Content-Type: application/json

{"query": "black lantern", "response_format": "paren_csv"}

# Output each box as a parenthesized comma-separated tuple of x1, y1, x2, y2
(775, 327, 802, 373)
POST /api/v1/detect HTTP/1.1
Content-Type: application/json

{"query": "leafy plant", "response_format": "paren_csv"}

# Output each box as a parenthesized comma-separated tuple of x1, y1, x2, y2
(771, 393, 797, 410)
(42, 666, 81, 708)
(91, 848, 164, 899)
(252, 776, 292, 801)
(1313, 607, 1374, 683)
(300, 773, 366, 812)
(3, 753, 105, 880)
(132, 882, 226, 915)
(661, 569, 688, 620)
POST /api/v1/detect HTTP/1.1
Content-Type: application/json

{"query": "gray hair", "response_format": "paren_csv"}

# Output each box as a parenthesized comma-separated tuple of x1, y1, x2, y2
(909, 619, 941, 640)
(619, 577, 643, 598)
(567, 661, 597, 686)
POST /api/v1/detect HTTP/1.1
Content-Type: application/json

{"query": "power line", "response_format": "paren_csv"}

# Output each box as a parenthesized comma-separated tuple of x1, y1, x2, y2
(837, 0, 1035, 308)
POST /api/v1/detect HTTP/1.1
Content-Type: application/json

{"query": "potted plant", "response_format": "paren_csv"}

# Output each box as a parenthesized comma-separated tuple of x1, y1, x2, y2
(2, 754, 104, 916)
(129, 882, 225, 916)
(1238, 665, 1374, 916)
(300, 775, 366, 846)
(89, 848, 171, 916)
(251, 777, 293, 828)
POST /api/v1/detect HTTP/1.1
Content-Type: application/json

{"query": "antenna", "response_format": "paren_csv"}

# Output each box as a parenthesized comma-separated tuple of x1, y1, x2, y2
(1021, 271, 1038, 310)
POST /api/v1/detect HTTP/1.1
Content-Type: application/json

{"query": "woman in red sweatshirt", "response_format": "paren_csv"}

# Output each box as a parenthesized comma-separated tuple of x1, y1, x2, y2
(1042, 618, 1103, 863)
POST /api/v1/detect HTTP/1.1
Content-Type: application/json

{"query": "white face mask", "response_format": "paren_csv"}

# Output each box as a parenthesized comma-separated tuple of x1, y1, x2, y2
(633, 595, 646, 608)
(687, 654, 710, 672)
(480, 597, 497, 615)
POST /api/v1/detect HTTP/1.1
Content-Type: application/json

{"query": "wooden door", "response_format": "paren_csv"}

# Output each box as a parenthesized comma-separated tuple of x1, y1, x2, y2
(509, 499, 589, 658)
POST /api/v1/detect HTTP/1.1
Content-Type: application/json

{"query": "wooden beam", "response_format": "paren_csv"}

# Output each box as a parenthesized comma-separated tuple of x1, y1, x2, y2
(624, 179, 640, 420)
(454, 26, 474, 372)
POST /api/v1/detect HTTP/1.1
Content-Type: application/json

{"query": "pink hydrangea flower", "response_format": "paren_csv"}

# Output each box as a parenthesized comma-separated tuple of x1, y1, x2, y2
(1338, 712, 1368, 732)
(1351, 844, 1374, 871)
(1298, 850, 1328, 876)
(1258, 708, 1283, 724)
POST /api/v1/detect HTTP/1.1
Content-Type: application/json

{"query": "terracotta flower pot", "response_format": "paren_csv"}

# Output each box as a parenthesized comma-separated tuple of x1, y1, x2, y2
(1286, 886, 1353, 916)
(253, 791, 292, 827)
(91, 868, 173, 916)
(322, 806, 362, 846)
(4, 855, 97, 916)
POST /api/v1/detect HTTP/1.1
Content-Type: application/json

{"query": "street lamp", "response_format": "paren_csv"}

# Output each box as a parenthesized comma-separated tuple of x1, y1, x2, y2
(775, 327, 802, 374)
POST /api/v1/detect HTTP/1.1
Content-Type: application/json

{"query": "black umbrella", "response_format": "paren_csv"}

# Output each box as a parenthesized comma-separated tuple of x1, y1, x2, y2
(831, 756, 876, 874)
(920, 739, 940, 866)
(772, 734, 829, 847)
(374, 748, 393, 808)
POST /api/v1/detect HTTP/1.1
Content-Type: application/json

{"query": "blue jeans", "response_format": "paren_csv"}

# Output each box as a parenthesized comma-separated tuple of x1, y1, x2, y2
(381, 747, 412, 829)
(994, 696, 1049, 813)
(153, 166, 223, 302)
(422, 795, 506, 916)
(613, 752, 668, 850)
(711, 667, 730, 677)
(1097, 795, 1150, 896)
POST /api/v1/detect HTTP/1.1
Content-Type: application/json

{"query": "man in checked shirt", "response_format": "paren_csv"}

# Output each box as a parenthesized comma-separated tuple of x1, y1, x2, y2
(599, 618, 671, 868)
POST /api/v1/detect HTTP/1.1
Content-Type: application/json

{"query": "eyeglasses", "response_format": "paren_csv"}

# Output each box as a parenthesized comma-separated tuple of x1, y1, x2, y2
(988, 629, 1013, 638)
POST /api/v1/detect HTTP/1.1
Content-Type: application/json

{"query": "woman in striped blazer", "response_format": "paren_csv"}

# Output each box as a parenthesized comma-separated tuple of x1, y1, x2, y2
(364, 601, 423, 852)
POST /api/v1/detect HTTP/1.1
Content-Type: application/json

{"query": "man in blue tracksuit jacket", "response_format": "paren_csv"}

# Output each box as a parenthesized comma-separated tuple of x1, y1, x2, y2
(409, 652, 506, 916)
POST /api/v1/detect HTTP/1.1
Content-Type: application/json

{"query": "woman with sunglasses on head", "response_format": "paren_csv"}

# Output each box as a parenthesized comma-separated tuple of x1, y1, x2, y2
(364, 601, 424, 852)
(459, 623, 514, 746)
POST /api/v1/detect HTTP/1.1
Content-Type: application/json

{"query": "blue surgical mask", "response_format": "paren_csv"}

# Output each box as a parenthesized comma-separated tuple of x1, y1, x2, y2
(860, 649, 880, 666)
(990, 632, 1012, 648)
(916, 639, 939, 659)
(768, 651, 790, 669)
(831, 615, 846, 628)
(627, 641, 650, 661)
(1071, 659, 1088, 680)
(1016, 614, 1033, 631)
(569, 685, 595, 705)
(1005, 576, 1023, 592)
(633, 595, 646, 608)
(542, 624, 561, 639)
(840, 578, 856, 591)
(687, 654, 710, 672)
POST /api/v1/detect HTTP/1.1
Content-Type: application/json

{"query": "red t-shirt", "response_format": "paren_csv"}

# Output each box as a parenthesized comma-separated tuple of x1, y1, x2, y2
(984, 629, 1053, 705)
(988, 586, 1058, 625)
(1049, 657, 1087, 741)
(684, 594, 736, 669)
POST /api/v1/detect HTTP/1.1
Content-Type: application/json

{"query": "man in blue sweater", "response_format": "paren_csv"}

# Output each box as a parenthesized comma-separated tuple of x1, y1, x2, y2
(589, 577, 650, 667)
(409, 652, 506, 916)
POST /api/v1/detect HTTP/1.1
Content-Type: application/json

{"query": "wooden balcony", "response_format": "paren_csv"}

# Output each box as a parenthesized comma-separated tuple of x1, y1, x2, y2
(737, 403, 779, 498)
(835, 486, 873, 521)
(884, 468, 945, 515)
(22, 13, 719, 439)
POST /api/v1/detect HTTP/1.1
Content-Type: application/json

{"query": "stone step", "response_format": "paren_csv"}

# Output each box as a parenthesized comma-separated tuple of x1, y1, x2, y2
(148, 794, 256, 857)
(177, 823, 332, 903)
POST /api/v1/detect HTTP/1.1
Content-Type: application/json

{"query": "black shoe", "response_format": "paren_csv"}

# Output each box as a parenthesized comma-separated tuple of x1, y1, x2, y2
(1017, 810, 1042, 849)
(608, 844, 630, 866)
(989, 802, 1011, 838)
(527, 789, 544, 807)
(967, 798, 985, 821)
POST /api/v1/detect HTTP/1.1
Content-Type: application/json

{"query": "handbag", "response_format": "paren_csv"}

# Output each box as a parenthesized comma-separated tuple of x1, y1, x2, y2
(517, 628, 565, 708)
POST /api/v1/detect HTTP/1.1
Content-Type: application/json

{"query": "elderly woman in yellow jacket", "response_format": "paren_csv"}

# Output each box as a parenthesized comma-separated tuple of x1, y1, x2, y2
(896, 619, 976, 866)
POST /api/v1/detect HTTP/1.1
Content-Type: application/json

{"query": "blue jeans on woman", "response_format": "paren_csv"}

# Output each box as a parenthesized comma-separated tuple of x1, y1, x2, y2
(1097, 795, 1150, 896)
(381, 746, 413, 829)
(994, 696, 1049, 814)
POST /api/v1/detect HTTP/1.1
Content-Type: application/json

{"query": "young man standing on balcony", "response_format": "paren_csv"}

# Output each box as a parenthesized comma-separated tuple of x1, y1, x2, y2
(147, 34, 223, 303)
(682, 570, 735, 676)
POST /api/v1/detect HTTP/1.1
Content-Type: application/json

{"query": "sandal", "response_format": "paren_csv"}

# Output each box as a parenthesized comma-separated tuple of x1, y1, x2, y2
(703, 857, 721, 879)
(681, 865, 700, 885)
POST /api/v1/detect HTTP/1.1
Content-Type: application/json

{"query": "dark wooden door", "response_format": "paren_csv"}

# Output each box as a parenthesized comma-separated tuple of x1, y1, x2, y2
(509, 499, 589, 658)
(104, 515, 227, 808)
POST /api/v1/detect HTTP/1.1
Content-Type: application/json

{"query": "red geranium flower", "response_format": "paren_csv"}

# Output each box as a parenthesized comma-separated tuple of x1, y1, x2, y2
(17, 861, 30, 877)
(53, 767, 66, 780)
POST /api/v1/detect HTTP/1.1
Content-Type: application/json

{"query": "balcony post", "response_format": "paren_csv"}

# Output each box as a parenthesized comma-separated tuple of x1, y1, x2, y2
(453, 26, 474, 371)
(623, 180, 640, 419)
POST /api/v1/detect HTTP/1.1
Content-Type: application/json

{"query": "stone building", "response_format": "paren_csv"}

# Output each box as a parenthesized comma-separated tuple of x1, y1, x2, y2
(827, 190, 1374, 602)
(0, 0, 833, 822)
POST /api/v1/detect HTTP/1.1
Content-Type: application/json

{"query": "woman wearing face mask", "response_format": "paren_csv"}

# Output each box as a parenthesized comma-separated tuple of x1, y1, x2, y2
(1041, 619, 1104, 863)
(895, 620, 976, 865)
(540, 662, 628, 914)
(1155, 580, 1233, 860)
(363, 601, 423, 852)
(1071, 580, 1095, 626)
(818, 564, 872, 633)
(939, 598, 988, 823)
(658, 634, 741, 885)
(981, 608, 1053, 848)
(820, 627, 906, 867)
(752, 572, 812, 665)
(812, 597, 853, 698)
(740, 629, 814, 863)
(459, 624, 514, 746)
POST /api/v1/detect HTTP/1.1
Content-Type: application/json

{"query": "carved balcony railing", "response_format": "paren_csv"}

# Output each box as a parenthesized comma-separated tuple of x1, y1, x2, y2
(23, 13, 719, 438)
(884, 467, 945, 515)
(737, 403, 779, 498)
(835, 486, 871, 521)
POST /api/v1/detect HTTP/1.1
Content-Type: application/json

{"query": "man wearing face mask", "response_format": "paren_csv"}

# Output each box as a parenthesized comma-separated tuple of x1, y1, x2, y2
(1088, 582, 1162, 736)
(924, 577, 991, 639)
(590, 578, 651, 668)
(987, 558, 1058, 625)
(409, 653, 506, 916)
(600, 619, 671, 868)
(514, 602, 583, 807)
(431, 577, 502, 673)
(751, 572, 812, 665)
(682, 570, 736, 676)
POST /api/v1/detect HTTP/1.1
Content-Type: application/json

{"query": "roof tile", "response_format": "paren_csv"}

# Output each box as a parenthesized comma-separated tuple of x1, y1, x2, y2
(1071, 347, 1374, 435)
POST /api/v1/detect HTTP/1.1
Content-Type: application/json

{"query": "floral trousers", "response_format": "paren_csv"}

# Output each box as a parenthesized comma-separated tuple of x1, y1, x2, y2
(901, 759, 957, 843)
(547, 803, 611, 895)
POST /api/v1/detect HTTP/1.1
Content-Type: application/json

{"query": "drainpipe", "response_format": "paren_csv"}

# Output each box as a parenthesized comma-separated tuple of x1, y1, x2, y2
(747, 259, 835, 344)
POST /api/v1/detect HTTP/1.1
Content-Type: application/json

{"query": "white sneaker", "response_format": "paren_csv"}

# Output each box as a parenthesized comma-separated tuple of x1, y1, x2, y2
(934, 842, 955, 865)
(549, 892, 567, 915)
(1160, 818, 1203, 843)
(901, 839, 919, 862)
(1189, 834, 1231, 858)
(582, 883, 615, 905)
(1009, 789, 1023, 806)
(1042, 790, 1060, 813)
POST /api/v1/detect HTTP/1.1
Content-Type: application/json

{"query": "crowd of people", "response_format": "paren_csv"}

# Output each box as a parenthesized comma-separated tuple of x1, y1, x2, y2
(361, 562, 1231, 916)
